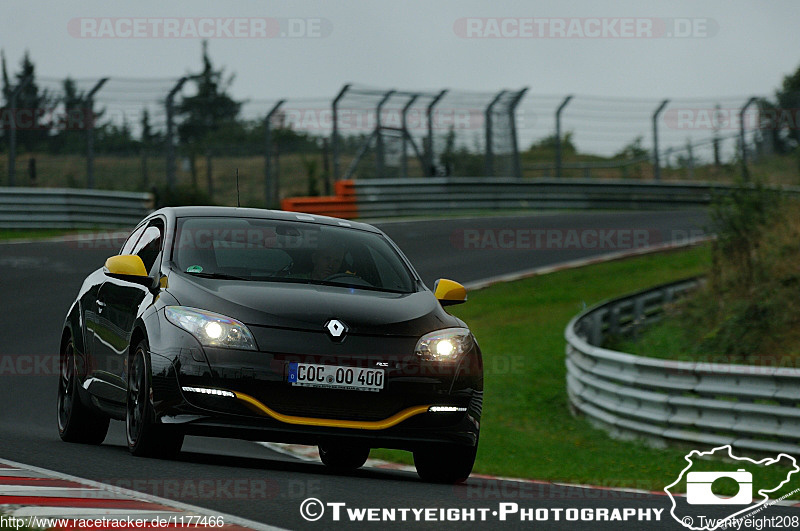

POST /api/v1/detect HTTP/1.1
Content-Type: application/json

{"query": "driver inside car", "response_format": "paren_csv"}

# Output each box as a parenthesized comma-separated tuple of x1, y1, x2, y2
(311, 242, 346, 280)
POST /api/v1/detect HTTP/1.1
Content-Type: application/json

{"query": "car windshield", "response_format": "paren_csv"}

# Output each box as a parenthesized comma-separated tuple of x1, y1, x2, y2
(171, 217, 416, 293)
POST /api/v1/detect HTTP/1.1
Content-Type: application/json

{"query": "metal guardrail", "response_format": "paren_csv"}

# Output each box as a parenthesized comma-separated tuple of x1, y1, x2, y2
(565, 277, 800, 455)
(352, 178, 800, 218)
(0, 188, 153, 229)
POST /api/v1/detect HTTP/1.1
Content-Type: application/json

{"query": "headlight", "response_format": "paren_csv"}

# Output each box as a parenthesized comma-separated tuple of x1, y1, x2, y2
(165, 306, 256, 350)
(415, 327, 473, 361)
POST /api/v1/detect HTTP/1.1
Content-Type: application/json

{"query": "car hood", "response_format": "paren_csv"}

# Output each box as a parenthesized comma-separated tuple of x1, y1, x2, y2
(167, 273, 457, 336)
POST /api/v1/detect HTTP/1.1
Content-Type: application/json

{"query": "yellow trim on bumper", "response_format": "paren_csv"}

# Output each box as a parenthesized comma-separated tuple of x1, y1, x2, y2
(233, 391, 430, 430)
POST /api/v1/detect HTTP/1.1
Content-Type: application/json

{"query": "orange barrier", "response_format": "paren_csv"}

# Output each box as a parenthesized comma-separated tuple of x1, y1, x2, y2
(280, 179, 358, 219)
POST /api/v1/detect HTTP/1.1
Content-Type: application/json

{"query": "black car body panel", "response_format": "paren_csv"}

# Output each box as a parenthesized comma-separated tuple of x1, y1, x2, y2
(61, 207, 483, 453)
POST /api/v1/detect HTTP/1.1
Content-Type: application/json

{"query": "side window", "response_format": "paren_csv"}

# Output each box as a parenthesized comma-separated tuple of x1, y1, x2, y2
(132, 221, 164, 275)
(120, 224, 146, 256)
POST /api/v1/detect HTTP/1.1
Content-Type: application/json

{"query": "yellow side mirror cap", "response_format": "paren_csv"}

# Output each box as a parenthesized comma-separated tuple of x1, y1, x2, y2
(434, 279, 467, 306)
(104, 255, 148, 277)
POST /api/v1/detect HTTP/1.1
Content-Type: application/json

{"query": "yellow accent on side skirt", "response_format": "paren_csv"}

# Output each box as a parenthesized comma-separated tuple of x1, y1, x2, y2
(233, 392, 431, 430)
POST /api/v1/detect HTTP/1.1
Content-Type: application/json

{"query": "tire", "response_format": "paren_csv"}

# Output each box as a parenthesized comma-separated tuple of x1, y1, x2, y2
(57, 336, 110, 444)
(414, 441, 478, 484)
(318, 444, 370, 472)
(126, 339, 184, 459)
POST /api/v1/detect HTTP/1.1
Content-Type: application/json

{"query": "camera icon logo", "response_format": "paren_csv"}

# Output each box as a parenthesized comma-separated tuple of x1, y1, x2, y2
(686, 469, 753, 505)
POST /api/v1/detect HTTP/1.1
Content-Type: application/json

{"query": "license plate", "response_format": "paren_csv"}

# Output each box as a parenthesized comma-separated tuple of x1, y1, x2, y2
(287, 362, 384, 392)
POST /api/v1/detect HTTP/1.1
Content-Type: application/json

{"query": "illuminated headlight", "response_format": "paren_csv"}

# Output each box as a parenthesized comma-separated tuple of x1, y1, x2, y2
(428, 406, 468, 413)
(181, 386, 235, 398)
(415, 327, 473, 362)
(165, 306, 256, 350)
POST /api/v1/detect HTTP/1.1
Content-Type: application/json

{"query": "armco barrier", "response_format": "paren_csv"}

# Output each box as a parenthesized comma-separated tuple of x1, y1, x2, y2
(0, 188, 154, 229)
(282, 178, 800, 219)
(565, 277, 800, 455)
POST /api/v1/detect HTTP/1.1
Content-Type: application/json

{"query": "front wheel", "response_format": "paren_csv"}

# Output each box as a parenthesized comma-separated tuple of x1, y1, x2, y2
(126, 340, 184, 459)
(318, 444, 370, 472)
(414, 441, 477, 484)
(57, 336, 110, 444)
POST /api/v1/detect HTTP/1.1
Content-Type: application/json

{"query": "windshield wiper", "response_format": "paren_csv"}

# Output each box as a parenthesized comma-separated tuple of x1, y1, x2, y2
(185, 271, 251, 281)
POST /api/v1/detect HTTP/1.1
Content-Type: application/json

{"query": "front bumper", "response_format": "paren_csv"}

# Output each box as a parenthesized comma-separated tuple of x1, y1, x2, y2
(147, 328, 483, 450)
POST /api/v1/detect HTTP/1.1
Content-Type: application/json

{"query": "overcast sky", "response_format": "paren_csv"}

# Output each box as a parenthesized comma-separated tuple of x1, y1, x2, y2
(2, 0, 798, 100)
(2, 1, 798, 158)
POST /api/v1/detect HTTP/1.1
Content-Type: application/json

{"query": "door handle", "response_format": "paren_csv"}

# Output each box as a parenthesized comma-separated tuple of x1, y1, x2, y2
(96, 300, 106, 313)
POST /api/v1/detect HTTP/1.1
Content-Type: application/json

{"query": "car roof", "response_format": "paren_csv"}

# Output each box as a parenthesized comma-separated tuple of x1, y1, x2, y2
(149, 206, 381, 234)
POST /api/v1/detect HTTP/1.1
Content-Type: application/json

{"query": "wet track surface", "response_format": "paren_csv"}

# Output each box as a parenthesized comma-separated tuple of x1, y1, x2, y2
(3, 209, 793, 529)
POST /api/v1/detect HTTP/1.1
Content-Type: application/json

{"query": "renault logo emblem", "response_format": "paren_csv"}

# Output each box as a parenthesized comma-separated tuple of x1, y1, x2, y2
(325, 319, 347, 340)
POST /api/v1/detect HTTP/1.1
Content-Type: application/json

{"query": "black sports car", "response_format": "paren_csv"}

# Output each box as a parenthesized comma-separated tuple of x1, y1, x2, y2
(58, 207, 482, 483)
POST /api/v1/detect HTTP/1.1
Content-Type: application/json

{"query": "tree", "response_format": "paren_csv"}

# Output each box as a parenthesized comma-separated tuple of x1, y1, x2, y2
(11, 51, 52, 151)
(527, 132, 576, 154)
(614, 136, 649, 160)
(177, 40, 242, 186)
(49, 77, 85, 153)
(763, 62, 800, 156)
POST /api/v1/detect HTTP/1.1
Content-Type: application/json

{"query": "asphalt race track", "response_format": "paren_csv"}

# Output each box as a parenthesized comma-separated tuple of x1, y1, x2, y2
(2, 208, 795, 529)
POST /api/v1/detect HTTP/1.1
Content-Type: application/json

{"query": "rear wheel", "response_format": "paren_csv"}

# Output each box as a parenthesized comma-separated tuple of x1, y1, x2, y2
(318, 444, 370, 472)
(57, 336, 110, 444)
(414, 441, 477, 484)
(126, 340, 184, 459)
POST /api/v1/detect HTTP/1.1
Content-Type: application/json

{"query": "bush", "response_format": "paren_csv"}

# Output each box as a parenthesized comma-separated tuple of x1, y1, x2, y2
(655, 179, 800, 362)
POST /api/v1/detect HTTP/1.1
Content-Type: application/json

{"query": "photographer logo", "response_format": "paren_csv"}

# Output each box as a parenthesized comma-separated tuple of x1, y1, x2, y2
(686, 469, 752, 505)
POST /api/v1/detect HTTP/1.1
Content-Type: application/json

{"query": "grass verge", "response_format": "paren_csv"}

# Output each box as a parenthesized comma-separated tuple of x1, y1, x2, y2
(371, 245, 799, 496)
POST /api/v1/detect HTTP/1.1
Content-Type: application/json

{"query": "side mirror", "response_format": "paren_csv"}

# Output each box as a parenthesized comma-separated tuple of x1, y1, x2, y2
(104, 255, 154, 288)
(434, 278, 467, 306)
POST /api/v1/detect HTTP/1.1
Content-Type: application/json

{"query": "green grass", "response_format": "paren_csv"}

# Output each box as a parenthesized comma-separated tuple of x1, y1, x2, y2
(370, 245, 799, 495)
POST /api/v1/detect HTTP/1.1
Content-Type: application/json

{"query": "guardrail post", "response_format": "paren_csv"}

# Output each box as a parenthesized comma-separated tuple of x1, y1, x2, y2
(555, 95, 573, 179)
(509, 87, 528, 179)
(590, 310, 604, 346)
(484, 90, 506, 178)
(425, 90, 447, 177)
(739, 97, 758, 182)
(331, 84, 350, 182)
(84, 77, 108, 190)
(652, 99, 669, 181)
(400, 95, 419, 179)
(264, 99, 285, 208)
(5, 75, 32, 187)
(165, 77, 188, 190)
(375, 90, 395, 178)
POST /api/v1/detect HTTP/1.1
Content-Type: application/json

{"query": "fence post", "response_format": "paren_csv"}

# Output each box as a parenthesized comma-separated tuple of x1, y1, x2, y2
(555, 95, 573, 179)
(713, 103, 722, 168)
(375, 90, 395, 179)
(401, 94, 419, 179)
(331, 84, 350, 183)
(652, 99, 670, 181)
(739, 97, 758, 181)
(425, 90, 447, 176)
(508, 87, 528, 179)
(264, 99, 285, 208)
(84, 77, 108, 190)
(5, 75, 31, 187)
(484, 90, 506, 178)
(165, 77, 188, 190)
